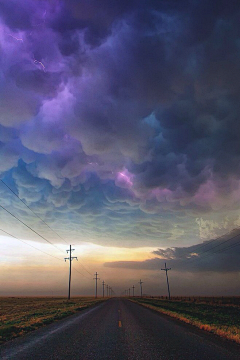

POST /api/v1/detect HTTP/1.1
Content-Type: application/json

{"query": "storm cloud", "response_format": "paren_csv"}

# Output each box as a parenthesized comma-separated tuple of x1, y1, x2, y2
(105, 228, 240, 273)
(1, 0, 240, 247)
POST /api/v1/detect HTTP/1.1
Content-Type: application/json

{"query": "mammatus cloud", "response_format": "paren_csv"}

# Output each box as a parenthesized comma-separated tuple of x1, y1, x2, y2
(1, 1, 240, 246)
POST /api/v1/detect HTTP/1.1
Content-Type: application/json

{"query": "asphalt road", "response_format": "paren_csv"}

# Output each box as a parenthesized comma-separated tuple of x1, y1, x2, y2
(1, 298, 239, 360)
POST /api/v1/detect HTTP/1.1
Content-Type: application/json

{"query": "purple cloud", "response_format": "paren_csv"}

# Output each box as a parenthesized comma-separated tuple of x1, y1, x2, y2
(1, 0, 240, 247)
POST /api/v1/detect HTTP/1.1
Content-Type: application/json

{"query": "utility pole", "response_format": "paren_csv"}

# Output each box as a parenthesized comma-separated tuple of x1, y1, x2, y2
(109, 286, 111, 297)
(161, 262, 171, 300)
(139, 279, 143, 297)
(93, 272, 100, 298)
(102, 280, 105, 298)
(106, 284, 109, 297)
(132, 285, 135, 297)
(64, 245, 78, 300)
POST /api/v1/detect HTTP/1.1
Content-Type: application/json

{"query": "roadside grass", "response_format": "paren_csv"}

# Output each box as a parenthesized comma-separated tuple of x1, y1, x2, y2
(0, 297, 105, 344)
(161, 296, 240, 306)
(131, 297, 240, 344)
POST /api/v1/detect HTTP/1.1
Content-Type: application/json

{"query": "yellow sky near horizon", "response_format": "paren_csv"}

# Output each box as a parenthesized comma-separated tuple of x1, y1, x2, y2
(1, 235, 158, 264)
(0, 235, 159, 296)
(1, 235, 239, 297)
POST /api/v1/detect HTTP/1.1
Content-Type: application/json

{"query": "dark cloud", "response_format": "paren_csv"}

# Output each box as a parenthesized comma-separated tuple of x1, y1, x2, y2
(0, 0, 33, 29)
(105, 228, 240, 272)
(14, 69, 61, 95)
(1, 0, 240, 247)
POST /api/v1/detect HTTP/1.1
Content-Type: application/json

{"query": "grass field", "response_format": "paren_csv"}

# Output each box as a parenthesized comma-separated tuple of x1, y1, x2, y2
(0, 297, 105, 344)
(132, 297, 240, 343)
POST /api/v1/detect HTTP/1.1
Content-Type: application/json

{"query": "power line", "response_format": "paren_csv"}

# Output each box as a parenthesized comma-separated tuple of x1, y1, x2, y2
(215, 240, 240, 253)
(0, 180, 94, 277)
(198, 232, 240, 255)
(72, 265, 92, 280)
(185, 230, 240, 267)
(154, 227, 240, 274)
(202, 240, 240, 259)
(158, 229, 240, 271)
(0, 203, 64, 254)
(173, 226, 240, 265)
(160, 226, 240, 271)
(0, 228, 63, 262)
(189, 237, 240, 268)
(0, 201, 93, 280)
(76, 259, 93, 276)
(0, 228, 92, 281)
(0, 179, 68, 244)
(191, 226, 240, 254)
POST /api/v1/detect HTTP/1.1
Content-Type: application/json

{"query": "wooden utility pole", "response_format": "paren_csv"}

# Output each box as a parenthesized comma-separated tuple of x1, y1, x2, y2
(132, 285, 135, 297)
(64, 245, 78, 300)
(161, 262, 171, 300)
(106, 284, 109, 297)
(102, 280, 105, 298)
(93, 272, 100, 298)
(139, 279, 143, 297)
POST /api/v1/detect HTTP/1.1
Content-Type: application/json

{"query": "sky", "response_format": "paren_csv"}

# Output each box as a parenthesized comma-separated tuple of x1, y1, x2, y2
(0, 0, 240, 296)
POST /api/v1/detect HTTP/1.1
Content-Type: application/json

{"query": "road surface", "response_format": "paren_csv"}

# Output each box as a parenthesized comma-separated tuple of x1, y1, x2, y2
(1, 298, 239, 360)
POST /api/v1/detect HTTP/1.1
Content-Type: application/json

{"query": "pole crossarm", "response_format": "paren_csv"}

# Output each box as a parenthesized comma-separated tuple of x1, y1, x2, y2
(64, 257, 78, 262)
(161, 266, 171, 271)
(93, 272, 100, 298)
(64, 245, 78, 300)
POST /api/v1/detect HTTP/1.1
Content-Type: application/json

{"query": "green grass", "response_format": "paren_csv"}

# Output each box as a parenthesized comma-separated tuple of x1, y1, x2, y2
(132, 297, 240, 343)
(0, 297, 106, 344)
